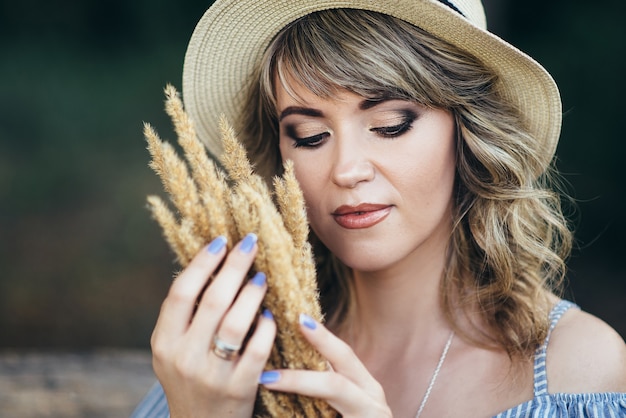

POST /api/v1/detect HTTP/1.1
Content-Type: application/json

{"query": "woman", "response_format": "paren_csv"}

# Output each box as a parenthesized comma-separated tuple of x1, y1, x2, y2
(134, 1, 626, 417)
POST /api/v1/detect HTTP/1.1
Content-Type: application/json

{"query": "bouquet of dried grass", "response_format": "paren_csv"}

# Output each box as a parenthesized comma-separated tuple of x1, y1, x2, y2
(144, 85, 336, 417)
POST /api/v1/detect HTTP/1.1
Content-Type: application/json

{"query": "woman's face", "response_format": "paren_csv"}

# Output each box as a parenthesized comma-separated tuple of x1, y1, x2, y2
(276, 80, 457, 273)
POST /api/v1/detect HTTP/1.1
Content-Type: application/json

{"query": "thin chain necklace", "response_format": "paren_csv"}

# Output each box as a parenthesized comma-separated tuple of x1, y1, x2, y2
(414, 331, 455, 418)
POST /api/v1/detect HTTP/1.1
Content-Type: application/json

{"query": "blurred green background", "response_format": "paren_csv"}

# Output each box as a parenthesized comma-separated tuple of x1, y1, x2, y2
(1, 0, 624, 350)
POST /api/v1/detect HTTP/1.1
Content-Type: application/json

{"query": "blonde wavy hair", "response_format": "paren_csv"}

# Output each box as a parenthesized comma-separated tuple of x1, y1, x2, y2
(237, 9, 572, 359)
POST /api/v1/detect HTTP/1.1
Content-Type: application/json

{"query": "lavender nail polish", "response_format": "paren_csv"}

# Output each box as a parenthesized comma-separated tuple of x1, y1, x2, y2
(207, 236, 227, 254)
(240, 233, 258, 253)
(250, 272, 266, 287)
(262, 309, 273, 320)
(259, 370, 281, 384)
(299, 313, 317, 330)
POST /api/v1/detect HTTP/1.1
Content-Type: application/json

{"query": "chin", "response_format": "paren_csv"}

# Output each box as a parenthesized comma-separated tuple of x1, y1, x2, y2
(333, 248, 397, 273)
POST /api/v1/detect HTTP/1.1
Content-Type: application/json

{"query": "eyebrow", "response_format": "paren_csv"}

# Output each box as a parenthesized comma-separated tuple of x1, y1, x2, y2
(278, 106, 323, 121)
(278, 98, 395, 121)
(359, 98, 389, 111)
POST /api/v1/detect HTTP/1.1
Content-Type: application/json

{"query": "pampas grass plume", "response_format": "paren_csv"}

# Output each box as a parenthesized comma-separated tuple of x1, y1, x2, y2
(145, 85, 336, 417)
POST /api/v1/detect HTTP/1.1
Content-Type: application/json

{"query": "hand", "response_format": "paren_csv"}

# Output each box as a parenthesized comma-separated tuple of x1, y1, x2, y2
(259, 314, 392, 418)
(150, 233, 276, 418)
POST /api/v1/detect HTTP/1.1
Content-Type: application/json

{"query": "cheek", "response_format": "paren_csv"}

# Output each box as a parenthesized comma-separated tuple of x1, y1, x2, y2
(391, 136, 456, 205)
(289, 159, 325, 217)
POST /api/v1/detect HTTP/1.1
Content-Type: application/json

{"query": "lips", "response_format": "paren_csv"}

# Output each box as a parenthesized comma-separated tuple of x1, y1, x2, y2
(332, 203, 392, 229)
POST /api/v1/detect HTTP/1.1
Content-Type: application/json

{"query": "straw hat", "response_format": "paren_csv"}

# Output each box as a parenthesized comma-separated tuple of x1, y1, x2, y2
(182, 0, 561, 169)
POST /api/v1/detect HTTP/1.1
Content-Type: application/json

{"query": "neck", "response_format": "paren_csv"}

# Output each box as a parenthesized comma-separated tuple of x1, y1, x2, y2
(348, 236, 451, 352)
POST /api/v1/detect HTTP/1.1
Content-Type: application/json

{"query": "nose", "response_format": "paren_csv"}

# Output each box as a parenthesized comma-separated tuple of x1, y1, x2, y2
(331, 136, 375, 189)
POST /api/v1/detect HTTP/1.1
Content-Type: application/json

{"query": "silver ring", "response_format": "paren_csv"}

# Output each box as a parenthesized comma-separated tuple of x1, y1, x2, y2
(212, 336, 241, 361)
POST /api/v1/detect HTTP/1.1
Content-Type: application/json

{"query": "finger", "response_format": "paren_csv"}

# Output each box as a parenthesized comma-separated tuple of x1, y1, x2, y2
(153, 235, 228, 338)
(233, 309, 276, 384)
(297, 314, 381, 394)
(189, 233, 259, 345)
(210, 272, 268, 352)
(259, 369, 383, 417)
(198, 310, 276, 405)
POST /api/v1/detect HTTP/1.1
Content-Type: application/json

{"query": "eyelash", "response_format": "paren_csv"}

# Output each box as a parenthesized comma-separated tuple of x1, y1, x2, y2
(290, 114, 416, 149)
(291, 132, 329, 149)
(371, 118, 414, 138)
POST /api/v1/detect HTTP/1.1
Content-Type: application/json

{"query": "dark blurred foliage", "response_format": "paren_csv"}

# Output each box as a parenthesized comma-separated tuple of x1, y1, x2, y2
(503, 0, 626, 334)
(0, 0, 623, 350)
(0, 0, 212, 348)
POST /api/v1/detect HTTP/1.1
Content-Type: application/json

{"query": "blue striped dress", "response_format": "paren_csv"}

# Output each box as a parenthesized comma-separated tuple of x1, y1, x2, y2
(492, 300, 626, 417)
(131, 300, 626, 417)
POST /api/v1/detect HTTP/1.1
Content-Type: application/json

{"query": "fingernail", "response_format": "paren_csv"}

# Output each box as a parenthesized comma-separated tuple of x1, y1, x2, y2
(259, 370, 281, 384)
(207, 236, 227, 254)
(240, 233, 258, 253)
(262, 309, 273, 320)
(250, 272, 266, 287)
(299, 313, 317, 330)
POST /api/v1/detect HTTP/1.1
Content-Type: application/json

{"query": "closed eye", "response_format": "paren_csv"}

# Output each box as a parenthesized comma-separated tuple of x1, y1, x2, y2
(286, 125, 329, 149)
(293, 133, 329, 148)
(370, 113, 415, 138)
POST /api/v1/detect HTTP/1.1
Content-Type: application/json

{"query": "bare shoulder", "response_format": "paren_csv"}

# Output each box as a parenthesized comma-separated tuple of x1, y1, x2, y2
(547, 305, 626, 393)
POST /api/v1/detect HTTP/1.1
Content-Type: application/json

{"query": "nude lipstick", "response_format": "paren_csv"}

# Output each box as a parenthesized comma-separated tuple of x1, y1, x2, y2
(332, 204, 392, 229)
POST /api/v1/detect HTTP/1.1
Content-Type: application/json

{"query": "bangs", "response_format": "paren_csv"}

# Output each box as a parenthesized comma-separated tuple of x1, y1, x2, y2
(261, 9, 446, 114)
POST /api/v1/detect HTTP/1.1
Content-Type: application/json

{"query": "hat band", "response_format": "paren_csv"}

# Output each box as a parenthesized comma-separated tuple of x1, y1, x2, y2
(437, 0, 465, 17)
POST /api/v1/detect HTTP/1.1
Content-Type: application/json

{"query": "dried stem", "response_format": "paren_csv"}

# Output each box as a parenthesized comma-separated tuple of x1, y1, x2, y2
(145, 86, 336, 417)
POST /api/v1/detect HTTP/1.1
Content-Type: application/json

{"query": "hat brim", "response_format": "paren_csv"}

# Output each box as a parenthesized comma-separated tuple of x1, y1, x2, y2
(183, 0, 561, 170)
